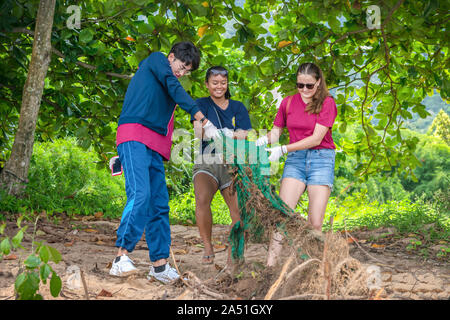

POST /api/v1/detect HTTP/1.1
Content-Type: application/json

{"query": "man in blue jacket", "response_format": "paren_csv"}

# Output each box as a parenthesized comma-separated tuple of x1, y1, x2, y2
(110, 42, 219, 283)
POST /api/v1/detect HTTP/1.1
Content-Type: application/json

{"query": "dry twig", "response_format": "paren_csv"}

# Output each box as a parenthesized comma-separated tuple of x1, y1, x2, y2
(264, 255, 294, 300)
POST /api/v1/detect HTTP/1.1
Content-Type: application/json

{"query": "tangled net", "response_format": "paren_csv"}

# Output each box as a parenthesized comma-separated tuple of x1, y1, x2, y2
(182, 136, 370, 300)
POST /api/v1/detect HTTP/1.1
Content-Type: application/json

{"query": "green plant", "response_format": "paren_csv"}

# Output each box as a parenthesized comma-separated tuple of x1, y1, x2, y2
(406, 238, 423, 251)
(0, 138, 126, 218)
(436, 246, 450, 259)
(0, 215, 62, 300)
(169, 186, 232, 225)
(324, 193, 449, 241)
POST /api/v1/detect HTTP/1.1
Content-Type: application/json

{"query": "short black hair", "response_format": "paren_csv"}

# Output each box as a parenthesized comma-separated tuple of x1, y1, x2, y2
(169, 41, 201, 71)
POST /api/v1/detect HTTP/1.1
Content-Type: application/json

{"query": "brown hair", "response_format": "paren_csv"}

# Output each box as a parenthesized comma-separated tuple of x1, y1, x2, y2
(297, 63, 330, 114)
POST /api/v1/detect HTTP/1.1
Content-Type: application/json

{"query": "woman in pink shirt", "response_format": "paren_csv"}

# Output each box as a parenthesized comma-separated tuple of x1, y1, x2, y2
(256, 62, 337, 267)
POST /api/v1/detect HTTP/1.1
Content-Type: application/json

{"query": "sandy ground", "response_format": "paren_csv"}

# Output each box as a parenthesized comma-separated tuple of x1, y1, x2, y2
(0, 214, 448, 300)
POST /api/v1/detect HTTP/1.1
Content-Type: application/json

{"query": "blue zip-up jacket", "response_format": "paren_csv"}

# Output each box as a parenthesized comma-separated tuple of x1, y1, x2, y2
(118, 52, 200, 136)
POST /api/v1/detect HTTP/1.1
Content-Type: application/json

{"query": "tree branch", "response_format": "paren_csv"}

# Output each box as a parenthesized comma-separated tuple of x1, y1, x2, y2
(7, 28, 133, 80)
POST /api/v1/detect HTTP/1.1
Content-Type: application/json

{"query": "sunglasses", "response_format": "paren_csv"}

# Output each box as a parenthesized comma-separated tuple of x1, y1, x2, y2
(296, 82, 317, 89)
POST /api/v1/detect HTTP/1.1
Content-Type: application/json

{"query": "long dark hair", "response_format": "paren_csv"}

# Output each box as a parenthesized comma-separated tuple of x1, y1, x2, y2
(205, 66, 231, 99)
(297, 63, 330, 114)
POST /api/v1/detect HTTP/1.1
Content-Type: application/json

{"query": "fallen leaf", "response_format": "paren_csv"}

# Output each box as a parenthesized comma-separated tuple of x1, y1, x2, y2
(97, 289, 113, 297)
(96, 240, 105, 245)
(35, 230, 46, 237)
(94, 212, 104, 219)
(84, 228, 98, 233)
(347, 237, 356, 244)
(213, 244, 227, 252)
(64, 240, 75, 247)
(371, 243, 386, 249)
(4, 254, 17, 260)
(172, 248, 188, 255)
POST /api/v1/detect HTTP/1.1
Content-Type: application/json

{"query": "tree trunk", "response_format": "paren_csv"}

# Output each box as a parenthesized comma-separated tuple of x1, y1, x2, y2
(0, 0, 56, 196)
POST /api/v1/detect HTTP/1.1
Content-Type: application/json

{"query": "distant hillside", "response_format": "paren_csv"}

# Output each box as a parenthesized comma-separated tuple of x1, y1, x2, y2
(404, 93, 449, 133)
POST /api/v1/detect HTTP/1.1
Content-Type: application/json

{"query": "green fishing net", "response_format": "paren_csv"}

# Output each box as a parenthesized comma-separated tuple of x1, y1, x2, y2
(218, 136, 297, 261)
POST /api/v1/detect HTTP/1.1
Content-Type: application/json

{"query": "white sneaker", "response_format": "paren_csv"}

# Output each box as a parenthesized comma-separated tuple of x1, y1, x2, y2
(147, 263, 180, 284)
(109, 255, 138, 277)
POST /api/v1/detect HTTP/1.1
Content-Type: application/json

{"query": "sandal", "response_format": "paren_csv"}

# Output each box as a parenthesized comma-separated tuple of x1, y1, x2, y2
(202, 254, 215, 265)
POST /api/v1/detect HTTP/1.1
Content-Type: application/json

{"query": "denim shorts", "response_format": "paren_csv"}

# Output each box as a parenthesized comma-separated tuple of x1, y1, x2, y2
(282, 149, 336, 189)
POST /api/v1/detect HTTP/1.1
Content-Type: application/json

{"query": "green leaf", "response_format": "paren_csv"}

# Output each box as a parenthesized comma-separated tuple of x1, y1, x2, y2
(50, 273, 62, 297)
(14, 272, 26, 292)
(48, 246, 62, 264)
(179, 76, 192, 91)
(132, 0, 150, 5)
(137, 22, 154, 34)
(11, 229, 24, 248)
(0, 238, 11, 255)
(39, 246, 50, 263)
(16, 272, 40, 300)
(24, 255, 41, 269)
(250, 14, 264, 25)
(40, 263, 52, 283)
(222, 38, 234, 47)
(79, 28, 94, 43)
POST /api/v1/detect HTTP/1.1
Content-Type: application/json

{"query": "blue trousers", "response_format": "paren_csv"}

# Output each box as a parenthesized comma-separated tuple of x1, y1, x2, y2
(116, 141, 171, 262)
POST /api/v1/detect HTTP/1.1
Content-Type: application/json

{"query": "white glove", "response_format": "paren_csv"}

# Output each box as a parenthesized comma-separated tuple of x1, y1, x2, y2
(203, 120, 221, 140)
(266, 145, 287, 162)
(220, 128, 234, 138)
(255, 135, 269, 147)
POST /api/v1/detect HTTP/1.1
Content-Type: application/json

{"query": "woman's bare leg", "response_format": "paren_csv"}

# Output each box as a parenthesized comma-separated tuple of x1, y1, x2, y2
(194, 173, 219, 264)
(306, 185, 331, 231)
(220, 185, 241, 266)
(266, 178, 306, 267)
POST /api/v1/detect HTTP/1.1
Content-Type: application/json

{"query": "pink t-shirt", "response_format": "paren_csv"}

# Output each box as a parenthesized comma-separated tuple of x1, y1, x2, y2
(116, 107, 176, 161)
(273, 94, 337, 149)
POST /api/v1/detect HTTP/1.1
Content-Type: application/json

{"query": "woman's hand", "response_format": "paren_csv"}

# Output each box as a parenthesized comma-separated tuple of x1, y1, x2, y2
(203, 120, 221, 140)
(266, 145, 287, 161)
(255, 135, 268, 146)
(220, 127, 234, 138)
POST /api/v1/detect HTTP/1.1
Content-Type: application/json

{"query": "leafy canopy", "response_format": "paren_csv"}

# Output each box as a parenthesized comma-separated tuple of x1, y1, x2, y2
(0, 0, 448, 182)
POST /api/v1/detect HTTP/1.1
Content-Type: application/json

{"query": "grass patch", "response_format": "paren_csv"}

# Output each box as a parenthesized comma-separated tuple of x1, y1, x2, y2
(169, 186, 232, 225)
(1, 138, 126, 218)
(321, 193, 449, 241)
